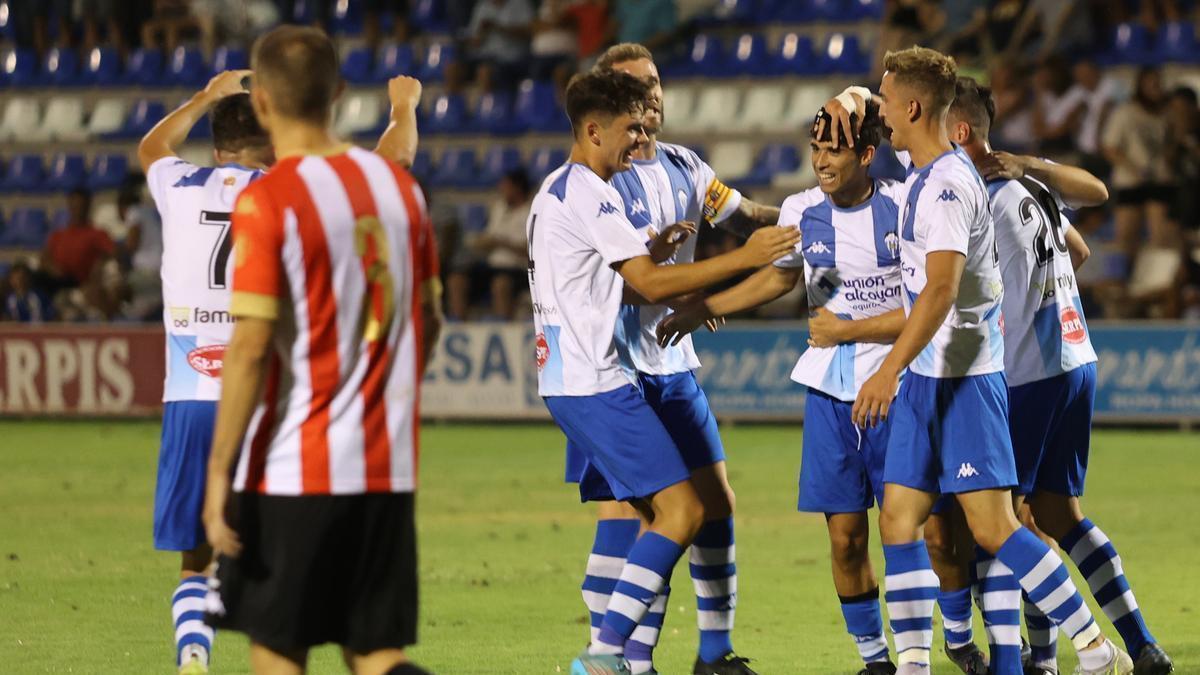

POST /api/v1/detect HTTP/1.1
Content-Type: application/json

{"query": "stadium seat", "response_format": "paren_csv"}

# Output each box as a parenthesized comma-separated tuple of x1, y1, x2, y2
(431, 148, 481, 188)
(0, 207, 48, 248)
(820, 33, 868, 74)
(87, 98, 127, 139)
(3, 155, 46, 193)
(33, 97, 87, 142)
(125, 48, 164, 86)
(528, 147, 568, 185)
(292, 0, 319, 23)
(515, 79, 570, 133)
(412, 0, 447, 32)
(373, 43, 415, 82)
(707, 142, 755, 185)
(810, 0, 852, 22)
(0, 0, 13, 42)
(0, 96, 40, 142)
(673, 85, 741, 133)
(341, 46, 374, 84)
(81, 46, 122, 85)
(471, 91, 520, 135)
(334, 92, 385, 138)
(418, 42, 455, 82)
(769, 0, 813, 22)
(166, 46, 207, 86)
(738, 84, 790, 133)
(1103, 22, 1154, 65)
(684, 34, 727, 78)
(3, 48, 40, 87)
(774, 33, 817, 76)
(735, 144, 801, 187)
(478, 146, 523, 186)
(704, 0, 756, 25)
(779, 82, 839, 137)
(109, 99, 167, 140)
(1157, 21, 1199, 63)
(728, 32, 771, 76)
(848, 0, 884, 19)
(87, 154, 129, 191)
(661, 85, 698, 131)
(211, 46, 248, 73)
(44, 47, 80, 86)
(425, 92, 469, 134)
(45, 153, 87, 192)
(408, 149, 433, 182)
(459, 203, 489, 234)
(330, 0, 364, 34)
(49, 208, 69, 231)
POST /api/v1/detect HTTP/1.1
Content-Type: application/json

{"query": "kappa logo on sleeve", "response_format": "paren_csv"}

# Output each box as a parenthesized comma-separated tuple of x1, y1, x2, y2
(597, 202, 619, 216)
(936, 190, 959, 203)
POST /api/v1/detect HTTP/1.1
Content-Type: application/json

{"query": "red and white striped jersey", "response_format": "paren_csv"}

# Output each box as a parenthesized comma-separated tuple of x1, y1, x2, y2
(228, 146, 437, 496)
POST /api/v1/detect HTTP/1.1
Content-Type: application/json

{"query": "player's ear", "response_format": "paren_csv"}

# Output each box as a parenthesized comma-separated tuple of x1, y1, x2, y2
(250, 86, 272, 133)
(949, 120, 970, 145)
(907, 98, 920, 123)
(586, 120, 602, 147)
(859, 144, 876, 167)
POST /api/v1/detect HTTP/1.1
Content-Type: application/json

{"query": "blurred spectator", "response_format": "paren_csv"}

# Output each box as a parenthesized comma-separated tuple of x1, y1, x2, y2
(79, 0, 155, 56)
(447, 168, 533, 321)
(990, 62, 1036, 153)
(531, 0, 578, 87)
(119, 175, 165, 321)
(882, 0, 946, 78)
(1046, 58, 1116, 176)
(38, 190, 116, 292)
(941, 0, 1027, 61)
(567, 0, 610, 66)
(1031, 56, 1077, 160)
(4, 263, 52, 323)
(1102, 67, 1176, 263)
(466, 0, 535, 92)
(610, 0, 677, 57)
(141, 0, 203, 54)
(8, 0, 72, 55)
(1004, 0, 1093, 60)
(1166, 87, 1200, 237)
(191, 0, 281, 54)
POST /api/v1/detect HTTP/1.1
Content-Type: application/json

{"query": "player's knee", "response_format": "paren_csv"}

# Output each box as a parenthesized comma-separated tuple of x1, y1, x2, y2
(701, 484, 735, 521)
(923, 520, 953, 560)
(966, 519, 1014, 554)
(877, 505, 919, 545)
(829, 525, 869, 567)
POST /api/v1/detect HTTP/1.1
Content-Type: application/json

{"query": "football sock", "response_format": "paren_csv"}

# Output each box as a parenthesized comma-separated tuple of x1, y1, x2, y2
(691, 517, 737, 662)
(626, 586, 669, 675)
(173, 575, 214, 667)
(591, 532, 685, 656)
(839, 588, 890, 665)
(996, 528, 1101, 652)
(1059, 518, 1155, 659)
(937, 586, 974, 650)
(974, 548, 1023, 675)
(1024, 591, 1059, 668)
(883, 541, 938, 667)
(582, 519, 640, 643)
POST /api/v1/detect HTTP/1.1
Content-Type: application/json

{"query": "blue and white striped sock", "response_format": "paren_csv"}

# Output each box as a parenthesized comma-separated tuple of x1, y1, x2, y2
(626, 586, 669, 675)
(883, 541, 938, 667)
(1024, 592, 1059, 669)
(691, 518, 737, 663)
(840, 588, 890, 665)
(173, 575, 214, 667)
(591, 532, 685, 656)
(1059, 518, 1155, 659)
(582, 519, 640, 644)
(937, 587, 974, 649)
(996, 528, 1101, 653)
(975, 549, 1023, 675)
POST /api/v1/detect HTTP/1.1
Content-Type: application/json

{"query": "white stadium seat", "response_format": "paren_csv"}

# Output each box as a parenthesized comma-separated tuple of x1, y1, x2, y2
(707, 141, 754, 182)
(334, 92, 384, 138)
(0, 96, 41, 143)
(662, 85, 698, 134)
(738, 84, 789, 133)
(771, 155, 817, 193)
(34, 97, 88, 142)
(779, 82, 841, 138)
(86, 98, 128, 138)
(675, 85, 742, 134)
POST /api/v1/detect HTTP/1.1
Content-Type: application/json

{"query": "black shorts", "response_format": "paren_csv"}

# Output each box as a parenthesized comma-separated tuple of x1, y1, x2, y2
(1114, 183, 1174, 205)
(205, 492, 418, 654)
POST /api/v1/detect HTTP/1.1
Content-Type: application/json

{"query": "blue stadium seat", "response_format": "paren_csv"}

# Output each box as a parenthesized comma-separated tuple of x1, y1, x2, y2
(292, 0, 319, 23)
(81, 46, 122, 86)
(0, 0, 14, 42)
(330, 0, 364, 34)
(373, 43, 415, 82)
(431, 148, 481, 188)
(109, 99, 167, 139)
(211, 46, 248, 73)
(1103, 22, 1154, 65)
(46, 153, 87, 192)
(821, 33, 868, 74)
(4, 48, 40, 87)
(166, 46, 208, 87)
(735, 144, 800, 186)
(50, 208, 69, 231)
(769, 0, 813, 22)
(515, 79, 570, 133)
(0, 208, 49, 248)
(687, 34, 728, 78)
(774, 33, 817, 75)
(459, 203, 489, 234)
(341, 46, 374, 84)
(408, 149, 433, 182)
(188, 115, 213, 140)
(528, 147, 567, 185)
(1157, 21, 1199, 63)
(412, 0, 447, 32)
(2, 155, 45, 193)
(425, 92, 469, 134)
(810, 0, 853, 22)
(418, 42, 455, 82)
(126, 48, 164, 86)
(848, 0, 884, 19)
(472, 91, 521, 135)
(87, 154, 128, 191)
(44, 47, 80, 86)
(728, 32, 771, 76)
(478, 146, 523, 186)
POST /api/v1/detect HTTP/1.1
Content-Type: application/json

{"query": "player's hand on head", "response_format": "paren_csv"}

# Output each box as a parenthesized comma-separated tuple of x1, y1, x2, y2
(852, 369, 898, 429)
(806, 307, 846, 348)
(979, 151, 1028, 181)
(202, 69, 253, 103)
(387, 75, 423, 111)
(740, 225, 801, 267)
(818, 91, 865, 149)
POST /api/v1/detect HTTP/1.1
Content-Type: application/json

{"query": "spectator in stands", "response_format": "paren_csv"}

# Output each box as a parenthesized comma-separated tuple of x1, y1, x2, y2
(118, 175, 165, 321)
(1031, 56, 1079, 161)
(610, 0, 678, 58)
(1003, 0, 1093, 61)
(301, 0, 410, 52)
(141, 0, 203, 54)
(465, 0, 535, 92)
(447, 168, 533, 321)
(191, 0, 281, 54)
(38, 189, 116, 292)
(568, 0, 610, 67)
(989, 62, 1036, 153)
(531, 0, 579, 90)
(1166, 87, 1200, 238)
(1048, 58, 1116, 177)
(879, 0, 945, 78)
(3, 263, 52, 323)
(1103, 66, 1176, 264)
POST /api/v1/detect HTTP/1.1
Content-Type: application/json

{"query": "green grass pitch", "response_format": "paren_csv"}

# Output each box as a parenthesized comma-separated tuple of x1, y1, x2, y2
(1, 421, 1197, 674)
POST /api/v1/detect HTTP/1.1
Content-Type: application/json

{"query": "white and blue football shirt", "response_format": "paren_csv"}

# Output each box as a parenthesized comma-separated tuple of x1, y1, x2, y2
(897, 148, 1005, 378)
(608, 141, 743, 375)
(146, 157, 264, 402)
(528, 163, 651, 396)
(776, 180, 906, 401)
(989, 176, 1097, 387)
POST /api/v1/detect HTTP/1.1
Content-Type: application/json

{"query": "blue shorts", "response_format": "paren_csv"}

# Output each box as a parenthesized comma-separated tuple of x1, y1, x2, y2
(883, 372, 1017, 495)
(547, 384, 691, 503)
(1009, 363, 1095, 497)
(564, 371, 724, 501)
(153, 400, 216, 551)
(799, 388, 890, 513)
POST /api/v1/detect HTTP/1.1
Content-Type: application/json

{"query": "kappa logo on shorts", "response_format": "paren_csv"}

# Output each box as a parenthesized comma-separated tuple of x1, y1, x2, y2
(956, 462, 980, 479)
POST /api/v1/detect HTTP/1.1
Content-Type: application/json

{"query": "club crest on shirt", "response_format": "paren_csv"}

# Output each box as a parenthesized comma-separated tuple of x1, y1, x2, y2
(187, 345, 226, 378)
(535, 333, 550, 370)
(884, 231, 899, 257)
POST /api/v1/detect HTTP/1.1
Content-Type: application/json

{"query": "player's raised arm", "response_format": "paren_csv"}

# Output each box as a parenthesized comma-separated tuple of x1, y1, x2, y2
(374, 75, 422, 167)
(138, 69, 252, 172)
(714, 198, 782, 238)
(977, 152, 1109, 208)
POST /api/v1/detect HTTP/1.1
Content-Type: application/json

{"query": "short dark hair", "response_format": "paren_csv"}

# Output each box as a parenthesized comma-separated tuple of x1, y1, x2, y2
(211, 92, 269, 153)
(68, 187, 91, 204)
(251, 25, 341, 124)
(1171, 85, 1198, 106)
(949, 76, 996, 137)
(564, 70, 652, 136)
(812, 99, 884, 153)
(502, 167, 531, 195)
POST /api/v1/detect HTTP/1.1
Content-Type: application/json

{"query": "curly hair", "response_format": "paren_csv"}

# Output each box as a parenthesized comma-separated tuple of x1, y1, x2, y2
(949, 76, 996, 137)
(812, 99, 884, 154)
(882, 46, 957, 112)
(564, 70, 652, 135)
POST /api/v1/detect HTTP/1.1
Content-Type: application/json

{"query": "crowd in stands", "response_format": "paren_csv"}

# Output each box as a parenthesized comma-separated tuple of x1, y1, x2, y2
(3, 0, 1200, 323)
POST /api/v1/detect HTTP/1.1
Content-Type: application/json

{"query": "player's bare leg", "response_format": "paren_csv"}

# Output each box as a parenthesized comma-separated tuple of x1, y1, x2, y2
(343, 647, 431, 675)
(826, 512, 893, 674)
(925, 506, 987, 675)
(249, 643, 306, 675)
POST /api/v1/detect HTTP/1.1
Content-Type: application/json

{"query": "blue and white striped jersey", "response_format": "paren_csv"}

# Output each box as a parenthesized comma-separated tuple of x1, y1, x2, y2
(146, 157, 264, 402)
(775, 180, 906, 401)
(989, 176, 1097, 387)
(608, 141, 743, 376)
(897, 148, 1006, 378)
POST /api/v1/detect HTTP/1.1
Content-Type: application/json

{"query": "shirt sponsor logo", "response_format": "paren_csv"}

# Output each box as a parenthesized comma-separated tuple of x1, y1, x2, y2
(169, 306, 236, 329)
(534, 333, 550, 370)
(806, 240, 831, 255)
(937, 190, 959, 202)
(842, 275, 901, 305)
(169, 306, 191, 328)
(187, 344, 226, 378)
(1061, 306, 1086, 344)
(597, 202, 619, 216)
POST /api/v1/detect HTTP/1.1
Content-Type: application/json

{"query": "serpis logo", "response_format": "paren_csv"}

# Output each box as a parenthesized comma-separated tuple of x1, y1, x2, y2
(187, 345, 226, 378)
(597, 202, 619, 216)
(936, 190, 959, 202)
(535, 333, 550, 370)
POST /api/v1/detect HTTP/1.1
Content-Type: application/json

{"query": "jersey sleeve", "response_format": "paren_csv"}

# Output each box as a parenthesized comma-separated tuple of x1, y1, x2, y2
(773, 193, 808, 269)
(145, 157, 199, 211)
(914, 175, 971, 256)
(695, 155, 744, 225)
(229, 181, 285, 320)
(577, 181, 651, 266)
